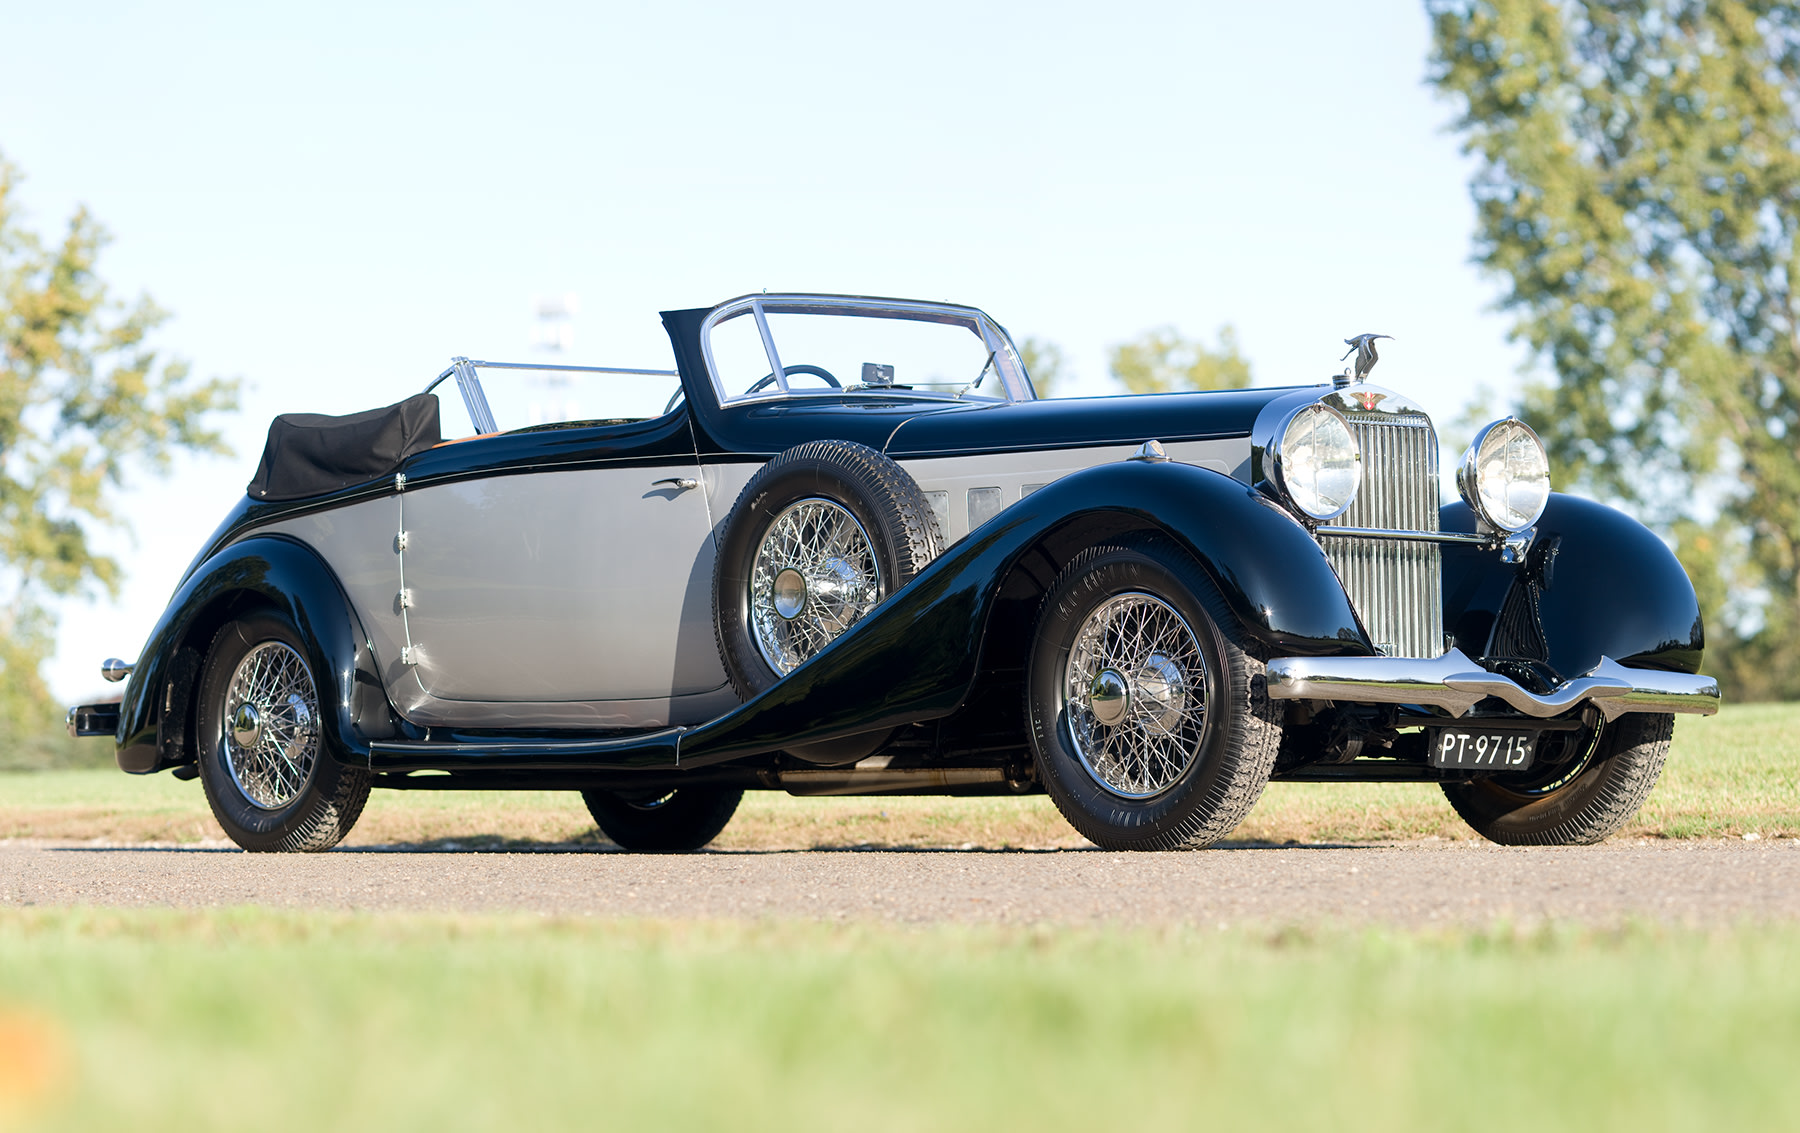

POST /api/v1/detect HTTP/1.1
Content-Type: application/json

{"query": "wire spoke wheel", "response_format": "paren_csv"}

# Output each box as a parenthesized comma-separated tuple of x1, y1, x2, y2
(749, 498, 883, 675)
(714, 440, 941, 702)
(1026, 537, 1282, 851)
(1062, 592, 1209, 798)
(221, 641, 320, 810)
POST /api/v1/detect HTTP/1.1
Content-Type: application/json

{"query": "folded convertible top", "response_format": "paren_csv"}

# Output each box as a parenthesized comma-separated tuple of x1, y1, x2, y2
(246, 393, 441, 501)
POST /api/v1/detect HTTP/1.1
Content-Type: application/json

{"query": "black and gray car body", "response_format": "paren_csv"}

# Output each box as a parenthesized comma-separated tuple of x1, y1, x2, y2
(68, 293, 1721, 852)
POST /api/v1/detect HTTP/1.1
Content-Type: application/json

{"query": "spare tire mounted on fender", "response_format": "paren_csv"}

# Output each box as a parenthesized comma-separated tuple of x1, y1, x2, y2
(713, 440, 943, 701)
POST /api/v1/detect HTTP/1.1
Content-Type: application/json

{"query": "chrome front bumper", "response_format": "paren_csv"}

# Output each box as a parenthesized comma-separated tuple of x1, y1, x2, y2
(1264, 648, 1720, 720)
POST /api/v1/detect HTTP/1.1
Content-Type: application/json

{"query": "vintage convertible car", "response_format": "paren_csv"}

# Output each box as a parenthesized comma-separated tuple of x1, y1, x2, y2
(68, 293, 1720, 852)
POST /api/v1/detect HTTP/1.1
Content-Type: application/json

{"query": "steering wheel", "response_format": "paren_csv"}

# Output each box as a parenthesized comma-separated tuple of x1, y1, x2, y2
(746, 364, 841, 395)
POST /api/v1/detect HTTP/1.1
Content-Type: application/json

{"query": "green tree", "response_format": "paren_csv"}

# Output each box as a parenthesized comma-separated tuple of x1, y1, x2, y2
(1109, 325, 1252, 394)
(1, 150, 239, 765)
(1427, 0, 1800, 700)
(1018, 336, 1069, 398)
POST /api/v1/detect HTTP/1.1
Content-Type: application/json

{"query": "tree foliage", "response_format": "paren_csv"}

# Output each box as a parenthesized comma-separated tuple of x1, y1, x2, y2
(1109, 325, 1251, 394)
(1427, 0, 1800, 699)
(0, 150, 239, 763)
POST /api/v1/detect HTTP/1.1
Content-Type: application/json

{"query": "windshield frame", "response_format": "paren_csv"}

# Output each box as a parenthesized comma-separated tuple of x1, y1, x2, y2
(699, 294, 1036, 407)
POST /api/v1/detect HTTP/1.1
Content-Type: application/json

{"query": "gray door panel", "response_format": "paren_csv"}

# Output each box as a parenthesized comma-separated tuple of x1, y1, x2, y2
(399, 465, 726, 702)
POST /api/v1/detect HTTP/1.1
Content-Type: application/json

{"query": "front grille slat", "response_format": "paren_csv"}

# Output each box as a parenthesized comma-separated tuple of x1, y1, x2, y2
(1320, 412, 1444, 658)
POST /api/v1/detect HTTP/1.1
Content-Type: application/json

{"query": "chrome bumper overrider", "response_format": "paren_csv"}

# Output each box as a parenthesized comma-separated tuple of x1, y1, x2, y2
(1264, 648, 1720, 720)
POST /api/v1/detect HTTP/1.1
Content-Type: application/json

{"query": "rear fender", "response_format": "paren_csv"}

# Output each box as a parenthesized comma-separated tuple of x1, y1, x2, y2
(114, 535, 388, 774)
(679, 459, 1371, 765)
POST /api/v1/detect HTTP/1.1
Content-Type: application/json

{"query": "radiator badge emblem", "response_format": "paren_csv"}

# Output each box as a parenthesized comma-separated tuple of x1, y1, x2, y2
(1350, 389, 1388, 412)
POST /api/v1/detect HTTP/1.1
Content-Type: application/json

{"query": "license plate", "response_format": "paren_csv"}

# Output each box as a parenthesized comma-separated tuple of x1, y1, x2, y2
(1429, 728, 1537, 771)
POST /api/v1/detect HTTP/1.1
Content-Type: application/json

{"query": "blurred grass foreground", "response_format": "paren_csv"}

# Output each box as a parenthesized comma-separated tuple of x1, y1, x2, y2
(0, 911, 1797, 1133)
(2, 704, 1795, 848)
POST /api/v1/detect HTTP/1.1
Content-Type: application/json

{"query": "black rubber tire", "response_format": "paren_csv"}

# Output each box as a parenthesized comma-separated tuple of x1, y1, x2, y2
(713, 439, 943, 698)
(194, 611, 371, 852)
(582, 787, 744, 851)
(1441, 712, 1674, 845)
(1025, 535, 1283, 850)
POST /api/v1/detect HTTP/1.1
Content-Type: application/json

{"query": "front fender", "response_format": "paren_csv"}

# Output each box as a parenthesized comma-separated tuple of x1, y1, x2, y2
(1441, 494, 1705, 680)
(115, 535, 385, 774)
(679, 459, 1371, 765)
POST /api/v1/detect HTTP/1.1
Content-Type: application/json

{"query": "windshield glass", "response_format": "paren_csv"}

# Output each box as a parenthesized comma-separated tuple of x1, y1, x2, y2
(438, 363, 682, 439)
(703, 298, 1033, 405)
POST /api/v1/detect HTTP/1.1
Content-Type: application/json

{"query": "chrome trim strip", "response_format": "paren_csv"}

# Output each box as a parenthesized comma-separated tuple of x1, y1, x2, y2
(465, 361, 678, 376)
(1264, 648, 1721, 719)
(1316, 526, 1494, 545)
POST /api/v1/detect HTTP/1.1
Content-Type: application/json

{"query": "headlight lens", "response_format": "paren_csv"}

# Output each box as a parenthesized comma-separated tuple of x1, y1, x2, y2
(1275, 404, 1361, 520)
(1458, 418, 1550, 532)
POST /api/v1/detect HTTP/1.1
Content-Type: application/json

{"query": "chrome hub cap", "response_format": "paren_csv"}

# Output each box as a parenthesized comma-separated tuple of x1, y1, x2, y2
(751, 499, 882, 675)
(220, 641, 320, 810)
(1063, 592, 1208, 798)
(772, 568, 808, 620)
(1089, 668, 1129, 726)
(229, 701, 262, 748)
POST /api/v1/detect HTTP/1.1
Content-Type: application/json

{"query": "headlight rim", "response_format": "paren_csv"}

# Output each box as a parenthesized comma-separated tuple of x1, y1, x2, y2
(1457, 415, 1551, 533)
(1271, 402, 1363, 523)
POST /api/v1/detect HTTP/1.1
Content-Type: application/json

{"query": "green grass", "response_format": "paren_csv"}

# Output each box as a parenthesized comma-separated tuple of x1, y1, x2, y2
(0, 910, 1795, 1132)
(1633, 702, 1800, 837)
(4, 703, 1796, 847)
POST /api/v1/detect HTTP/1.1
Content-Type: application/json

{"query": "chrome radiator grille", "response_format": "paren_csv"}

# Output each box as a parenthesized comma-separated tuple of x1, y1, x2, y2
(1319, 413, 1444, 658)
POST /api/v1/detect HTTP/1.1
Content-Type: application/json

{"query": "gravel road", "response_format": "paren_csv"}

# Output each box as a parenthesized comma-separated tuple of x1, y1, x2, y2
(3, 839, 1796, 926)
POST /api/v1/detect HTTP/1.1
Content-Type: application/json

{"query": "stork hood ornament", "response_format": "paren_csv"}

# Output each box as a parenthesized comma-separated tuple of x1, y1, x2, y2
(1339, 333, 1392, 385)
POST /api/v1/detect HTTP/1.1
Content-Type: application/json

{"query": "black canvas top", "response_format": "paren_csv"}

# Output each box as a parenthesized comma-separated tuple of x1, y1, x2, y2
(246, 393, 442, 501)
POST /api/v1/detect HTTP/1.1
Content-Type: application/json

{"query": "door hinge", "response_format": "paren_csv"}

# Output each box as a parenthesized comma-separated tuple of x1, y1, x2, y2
(397, 589, 414, 609)
(400, 645, 422, 666)
(395, 531, 409, 552)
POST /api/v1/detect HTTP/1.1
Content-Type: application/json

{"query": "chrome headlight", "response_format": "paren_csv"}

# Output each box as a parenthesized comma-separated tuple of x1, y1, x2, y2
(1457, 418, 1550, 532)
(1273, 404, 1361, 521)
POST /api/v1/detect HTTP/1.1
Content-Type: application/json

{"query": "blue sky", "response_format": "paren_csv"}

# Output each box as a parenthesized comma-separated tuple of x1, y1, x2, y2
(2, 1, 1530, 701)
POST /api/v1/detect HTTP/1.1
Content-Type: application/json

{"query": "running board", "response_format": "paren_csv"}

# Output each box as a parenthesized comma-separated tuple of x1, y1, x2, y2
(368, 728, 682, 773)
